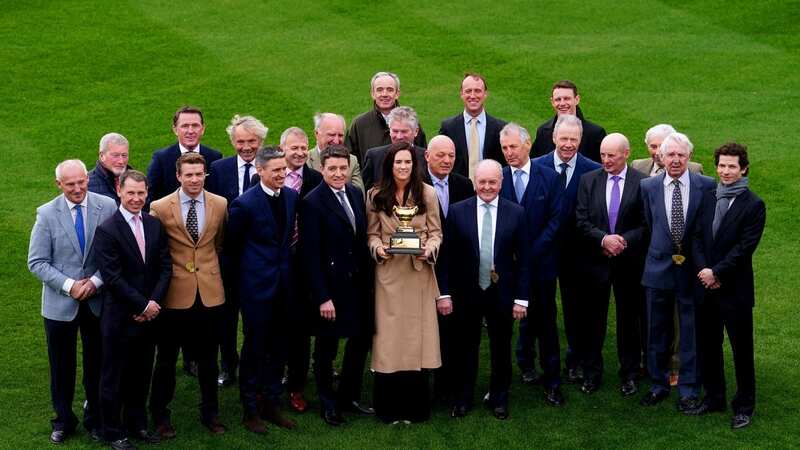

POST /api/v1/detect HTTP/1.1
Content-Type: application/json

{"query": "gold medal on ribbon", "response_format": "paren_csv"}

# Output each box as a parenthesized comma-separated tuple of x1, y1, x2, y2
(185, 261, 196, 273)
(672, 254, 685, 266)
(490, 269, 499, 284)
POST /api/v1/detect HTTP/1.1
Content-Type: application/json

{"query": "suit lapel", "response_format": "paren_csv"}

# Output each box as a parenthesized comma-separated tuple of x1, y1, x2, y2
(594, 171, 610, 230)
(84, 195, 103, 261)
(617, 169, 638, 219)
(169, 192, 195, 246)
(56, 197, 84, 257)
(199, 191, 216, 244)
(116, 212, 145, 266)
(281, 188, 294, 246)
(714, 191, 747, 243)
(454, 118, 468, 161)
(323, 186, 353, 231)
(685, 174, 703, 229)
(653, 173, 671, 237)
(468, 198, 480, 261)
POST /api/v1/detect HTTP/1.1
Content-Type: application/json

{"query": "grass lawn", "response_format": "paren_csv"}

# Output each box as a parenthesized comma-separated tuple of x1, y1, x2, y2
(1, 0, 799, 448)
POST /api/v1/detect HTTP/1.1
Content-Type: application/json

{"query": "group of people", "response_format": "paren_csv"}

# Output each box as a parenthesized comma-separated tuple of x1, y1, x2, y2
(28, 72, 766, 449)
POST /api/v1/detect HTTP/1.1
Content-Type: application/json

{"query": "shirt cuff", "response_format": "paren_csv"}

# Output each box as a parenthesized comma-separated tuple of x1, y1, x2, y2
(600, 234, 609, 248)
(437, 295, 452, 301)
(89, 275, 103, 289)
(62, 278, 75, 296)
(514, 299, 529, 307)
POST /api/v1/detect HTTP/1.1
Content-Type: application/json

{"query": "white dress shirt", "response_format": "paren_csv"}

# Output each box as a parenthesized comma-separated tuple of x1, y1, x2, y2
(61, 195, 103, 294)
(238, 155, 255, 195)
(261, 182, 279, 197)
(463, 109, 487, 158)
(329, 185, 356, 220)
(179, 143, 199, 154)
(553, 152, 578, 187)
(179, 189, 205, 236)
(663, 169, 691, 230)
(477, 196, 527, 307)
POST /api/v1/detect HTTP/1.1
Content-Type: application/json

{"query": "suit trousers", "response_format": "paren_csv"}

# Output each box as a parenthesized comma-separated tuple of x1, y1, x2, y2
(558, 265, 584, 371)
(43, 301, 102, 432)
(286, 248, 311, 393)
(520, 279, 561, 388)
(100, 329, 156, 442)
(433, 312, 459, 402)
(150, 294, 222, 425)
(218, 293, 240, 374)
(239, 295, 289, 415)
(313, 334, 371, 411)
(645, 287, 699, 397)
(454, 284, 513, 408)
(698, 297, 756, 415)
(580, 270, 643, 383)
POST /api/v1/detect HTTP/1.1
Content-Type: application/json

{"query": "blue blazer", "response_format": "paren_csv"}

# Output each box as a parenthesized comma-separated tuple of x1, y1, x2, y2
(439, 196, 531, 314)
(226, 185, 298, 324)
(147, 143, 222, 203)
(640, 171, 715, 291)
(500, 162, 561, 281)
(206, 155, 242, 205)
(300, 182, 373, 337)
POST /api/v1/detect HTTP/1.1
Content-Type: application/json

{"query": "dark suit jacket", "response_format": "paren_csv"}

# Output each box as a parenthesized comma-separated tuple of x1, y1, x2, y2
(439, 197, 530, 314)
(533, 152, 601, 261)
(423, 171, 474, 226)
(88, 161, 130, 205)
(692, 188, 766, 307)
(438, 112, 508, 177)
(640, 172, 715, 292)
(147, 143, 222, 203)
(345, 103, 427, 164)
(246, 166, 323, 201)
(300, 183, 373, 337)
(531, 107, 607, 163)
(226, 185, 298, 324)
(95, 210, 172, 337)
(500, 162, 562, 281)
(207, 156, 249, 205)
(575, 166, 648, 282)
(362, 144, 427, 192)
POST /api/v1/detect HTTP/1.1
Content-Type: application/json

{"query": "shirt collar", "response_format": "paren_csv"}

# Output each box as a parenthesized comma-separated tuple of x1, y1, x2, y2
(553, 152, 577, 168)
(480, 195, 500, 209)
(428, 168, 449, 185)
(329, 185, 347, 196)
(607, 165, 628, 181)
(664, 168, 691, 187)
(179, 143, 199, 154)
(64, 194, 88, 210)
(463, 109, 486, 125)
(179, 188, 204, 205)
(119, 205, 140, 222)
(512, 158, 532, 176)
(261, 182, 279, 197)
(286, 166, 304, 177)
(237, 155, 254, 168)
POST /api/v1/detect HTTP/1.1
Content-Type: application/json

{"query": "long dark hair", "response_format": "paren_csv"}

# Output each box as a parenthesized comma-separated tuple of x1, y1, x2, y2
(371, 141, 427, 216)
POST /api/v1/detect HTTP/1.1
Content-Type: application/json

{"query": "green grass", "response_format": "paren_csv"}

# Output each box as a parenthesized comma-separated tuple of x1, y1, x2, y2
(2, 0, 799, 448)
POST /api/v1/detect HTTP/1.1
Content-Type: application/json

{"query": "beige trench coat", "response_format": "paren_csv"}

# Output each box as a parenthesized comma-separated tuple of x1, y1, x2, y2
(367, 184, 442, 373)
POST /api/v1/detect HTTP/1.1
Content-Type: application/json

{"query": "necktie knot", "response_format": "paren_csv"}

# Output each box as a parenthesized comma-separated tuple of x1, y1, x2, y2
(560, 162, 569, 172)
(672, 178, 681, 187)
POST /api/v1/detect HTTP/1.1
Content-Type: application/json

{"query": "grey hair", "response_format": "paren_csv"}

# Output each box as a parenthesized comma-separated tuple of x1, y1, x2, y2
(475, 159, 503, 179)
(55, 159, 87, 180)
(280, 127, 308, 146)
(659, 132, 694, 157)
(500, 122, 531, 144)
(645, 124, 677, 145)
(554, 114, 583, 137)
(370, 71, 400, 92)
(226, 115, 268, 142)
(254, 146, 285, 168)
(99, 132, 129, 154)
(313, 112, 346, 132)
(387, 106, 418, 131)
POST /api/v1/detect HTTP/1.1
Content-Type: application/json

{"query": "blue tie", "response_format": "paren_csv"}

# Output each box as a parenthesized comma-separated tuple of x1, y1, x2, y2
(74, 204, 86, 256)
(435, 179, 449, 217)
(513, 169, 526, 203)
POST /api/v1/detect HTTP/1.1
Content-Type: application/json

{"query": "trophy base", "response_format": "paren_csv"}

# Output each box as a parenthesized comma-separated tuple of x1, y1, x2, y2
(387, 247, 424, 255)
(388, 233, 423, 255)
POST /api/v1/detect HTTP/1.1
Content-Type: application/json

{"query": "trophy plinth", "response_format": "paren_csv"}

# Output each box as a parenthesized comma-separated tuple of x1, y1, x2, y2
(387, 205, 423, 255)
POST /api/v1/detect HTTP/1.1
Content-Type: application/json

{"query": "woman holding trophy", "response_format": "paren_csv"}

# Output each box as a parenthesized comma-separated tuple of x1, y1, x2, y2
(367, 141, 442, 423)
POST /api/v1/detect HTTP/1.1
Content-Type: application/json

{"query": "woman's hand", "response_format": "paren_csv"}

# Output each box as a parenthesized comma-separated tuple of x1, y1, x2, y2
(376, 245, 392, 261)
(416, 244, 432, 261)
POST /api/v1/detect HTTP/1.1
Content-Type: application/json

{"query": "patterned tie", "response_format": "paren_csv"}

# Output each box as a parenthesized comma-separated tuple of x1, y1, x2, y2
(670, 179, 685, 244)
(74, 204, 85, 256)
(186, 199, 199, 242)
(287, 170, 302, 193)
(468, 117, 480, 180)
(608, 175, 621, 233)
(479, 203, 493, 290)
(513, 169, 526, 203)
(133, 214, 146, 262)
(336, 191, 356, 232)
(242, 163, 252, 193)
(558, 162, 569, 189)
(434, 179, 449, 218)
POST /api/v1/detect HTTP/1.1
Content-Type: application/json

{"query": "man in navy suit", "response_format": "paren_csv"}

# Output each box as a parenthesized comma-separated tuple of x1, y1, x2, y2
(88, 133, 132, 205)
(205, 114, 268, 387)
(28, 160, 117, 444)
(147, 106, 222, 204)
(94, 170, 172, 450)
(532, 114, 601, 385)
(438, 73, 508, 179)
(226, 147, 299, 434)
(439, 160, 530, 420)
(279, 126, 323, 413)
(300, 145, 373, 426)
(575, 134, 648, 396)
(498, 123, 564, 405)
(639, 132, 715, 413)
(691, 142, 766, 429)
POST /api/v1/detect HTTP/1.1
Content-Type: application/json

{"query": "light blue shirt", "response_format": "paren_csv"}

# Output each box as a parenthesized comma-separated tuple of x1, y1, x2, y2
(429, 169, 450, 217)
(463, 110, 487, 159)
(179, 189, 205, 236)
(553, 152, 577, 187)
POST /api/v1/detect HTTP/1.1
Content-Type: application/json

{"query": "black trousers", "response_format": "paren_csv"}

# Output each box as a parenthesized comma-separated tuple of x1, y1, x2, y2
(374, 371, 430, 423)
(150, 295, 222, 425)
(559, 267, 584, 371)
(100, 329, 156, 442)
(433, 312, 459, 402)
(698, 297, 756, 415)
(454, 285, 513, 408)
(520, 279, 561, 388)
(313, 335, 371, 411)
(239, 297, 288, 416)
(43, 302, 102, 432)
(218, 294, 240, 375)
(580, 270, 643, 383)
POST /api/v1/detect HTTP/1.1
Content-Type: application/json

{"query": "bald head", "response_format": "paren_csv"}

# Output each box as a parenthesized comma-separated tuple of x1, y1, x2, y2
(599, 133, 631, 175)
(425, 135, 456, 179)
(474, 159, 502, 203)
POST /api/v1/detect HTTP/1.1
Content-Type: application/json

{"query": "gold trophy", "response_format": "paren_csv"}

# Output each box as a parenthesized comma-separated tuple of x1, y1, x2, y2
(387, 205, 423, 255)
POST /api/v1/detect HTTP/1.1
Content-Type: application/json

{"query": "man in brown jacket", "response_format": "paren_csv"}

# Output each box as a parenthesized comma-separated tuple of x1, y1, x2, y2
(148, 152, 228, 439)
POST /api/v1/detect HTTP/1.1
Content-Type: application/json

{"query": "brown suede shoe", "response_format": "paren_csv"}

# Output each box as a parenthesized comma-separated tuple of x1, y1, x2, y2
(261, 404, 297, 429)
(202, 417, 226, 435)
(242, 414, 267, 434)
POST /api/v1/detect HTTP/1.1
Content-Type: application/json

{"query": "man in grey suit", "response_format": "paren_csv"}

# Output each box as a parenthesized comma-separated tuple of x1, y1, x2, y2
(28, 159, 117, 444)
(307, 113, 364, 193)
(631, 124, 704, 176)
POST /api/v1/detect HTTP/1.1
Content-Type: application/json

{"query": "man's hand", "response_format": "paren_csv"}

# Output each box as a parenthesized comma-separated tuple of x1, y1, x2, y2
(697, 268, 717, 289)
(142, 300, 161, 321)
(437, 297, 453, 316)
(601, 234, 627, 257)
(69, 279, 88, 300)
(77, 278, 97, 301)
(512, 304, 527, 320)
(320, 300, 336, 321)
